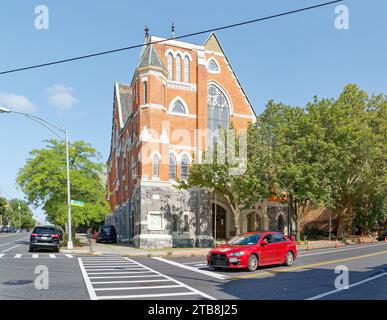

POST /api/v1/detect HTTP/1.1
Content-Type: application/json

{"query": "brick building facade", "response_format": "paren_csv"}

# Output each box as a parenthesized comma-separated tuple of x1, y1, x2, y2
(106, 31, 293, 248)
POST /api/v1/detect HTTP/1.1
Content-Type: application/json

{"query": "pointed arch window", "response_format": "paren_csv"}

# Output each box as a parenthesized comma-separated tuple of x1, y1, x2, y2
(208, 59, 219, 73)
(171, 100, 186, 114)
(167, 53, 173, 80)
(169, 154, 177, 180)
(207, 84, 230, 132)
(180, 154, 190, 180)
(152, 154, 160, 178)
(175, 54, 181, 82)
(184, 56, 190, 83)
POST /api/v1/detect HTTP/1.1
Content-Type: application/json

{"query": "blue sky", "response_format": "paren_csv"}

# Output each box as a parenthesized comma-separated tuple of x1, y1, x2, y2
(0, 0, 386, 223)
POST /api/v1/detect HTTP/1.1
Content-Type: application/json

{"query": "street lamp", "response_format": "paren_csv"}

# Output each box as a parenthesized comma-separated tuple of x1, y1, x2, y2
(0, 106, 73, 250)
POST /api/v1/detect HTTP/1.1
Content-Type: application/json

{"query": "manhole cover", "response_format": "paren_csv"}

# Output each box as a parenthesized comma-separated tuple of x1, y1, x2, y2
(3, 280, 33, 286)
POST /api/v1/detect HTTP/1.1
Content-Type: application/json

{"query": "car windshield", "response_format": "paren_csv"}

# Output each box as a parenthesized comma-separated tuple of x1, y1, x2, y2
(229, 234, 262, 245)
(33, 227, 56, 235)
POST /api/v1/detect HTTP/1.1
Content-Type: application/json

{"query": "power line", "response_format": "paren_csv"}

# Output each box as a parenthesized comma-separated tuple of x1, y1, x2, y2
(0, 0, 343, 76)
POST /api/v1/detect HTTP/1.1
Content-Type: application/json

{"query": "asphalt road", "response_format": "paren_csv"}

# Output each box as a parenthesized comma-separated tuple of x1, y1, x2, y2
(0, 233, 386, 300)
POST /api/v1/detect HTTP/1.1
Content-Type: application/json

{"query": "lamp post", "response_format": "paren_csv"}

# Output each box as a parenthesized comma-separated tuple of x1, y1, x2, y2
(0, 107, 73, 250)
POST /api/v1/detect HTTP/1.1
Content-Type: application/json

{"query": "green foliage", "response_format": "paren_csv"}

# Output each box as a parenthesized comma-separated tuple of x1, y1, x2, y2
(179, 124, 273, 235)
(0, 197, 36, 229)
(17, 139, 110, 228)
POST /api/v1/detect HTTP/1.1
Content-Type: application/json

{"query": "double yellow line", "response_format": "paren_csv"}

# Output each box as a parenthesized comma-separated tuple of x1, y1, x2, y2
(228, 250, 387, 281)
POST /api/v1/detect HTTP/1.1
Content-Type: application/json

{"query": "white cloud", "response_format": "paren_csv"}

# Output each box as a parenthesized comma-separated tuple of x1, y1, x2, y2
(0, 92, 36, 113)
(45, 84, 79, 111)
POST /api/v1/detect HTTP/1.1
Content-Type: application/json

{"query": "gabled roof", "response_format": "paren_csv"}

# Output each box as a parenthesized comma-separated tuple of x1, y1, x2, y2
(137, 43, 165, 70)
(204, 33, 257, 120)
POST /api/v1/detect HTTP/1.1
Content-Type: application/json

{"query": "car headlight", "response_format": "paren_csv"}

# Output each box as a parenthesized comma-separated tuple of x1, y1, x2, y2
(230, 251, 244, 257)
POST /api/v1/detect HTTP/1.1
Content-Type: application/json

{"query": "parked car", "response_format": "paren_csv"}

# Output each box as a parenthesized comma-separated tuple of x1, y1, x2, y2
(29, 226, 61, 252)
(96, 225, 117, 243)
(0, 227, 9, 233)
(207, 231, 297, 272)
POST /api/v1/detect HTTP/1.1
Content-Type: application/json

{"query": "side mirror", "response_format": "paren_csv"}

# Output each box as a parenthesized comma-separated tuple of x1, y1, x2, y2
(261, 239, 268, 246)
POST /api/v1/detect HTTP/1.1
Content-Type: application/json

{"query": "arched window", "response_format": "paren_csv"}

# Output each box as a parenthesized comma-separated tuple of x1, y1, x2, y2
(180, 154, 190, 180)
(175, 54, 181, 82)
(152, 154, 160, 178)
(171, 100, 186, 114)
(184, 56, 190, 83)
(167, 53, 173, 80)
(169, 154, 177, 180)
(207, 84, 230, 132)
(143, 81, 148, 104)
(208, 59, 219, 73)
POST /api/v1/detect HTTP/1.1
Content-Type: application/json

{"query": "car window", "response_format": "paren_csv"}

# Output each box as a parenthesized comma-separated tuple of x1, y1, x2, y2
(33, 227, 56, 235)
(229, 234, 262, 245)
(272, 234, 285, 243)
(263, 234, 273, 244)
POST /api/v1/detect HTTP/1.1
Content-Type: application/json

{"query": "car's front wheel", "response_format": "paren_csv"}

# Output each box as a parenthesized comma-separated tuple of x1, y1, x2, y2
(284, 251, 294, 266)
(247, 254, 258, 272)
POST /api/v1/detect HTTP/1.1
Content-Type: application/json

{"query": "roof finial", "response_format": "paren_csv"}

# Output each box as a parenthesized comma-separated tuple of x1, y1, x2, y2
(171, 22, 175, 39)
(144, 25, 150, 43)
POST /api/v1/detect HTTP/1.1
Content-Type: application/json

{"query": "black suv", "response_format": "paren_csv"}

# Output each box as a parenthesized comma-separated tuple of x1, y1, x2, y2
(96, 225, 117, 243)
(29, 226, 61, 252)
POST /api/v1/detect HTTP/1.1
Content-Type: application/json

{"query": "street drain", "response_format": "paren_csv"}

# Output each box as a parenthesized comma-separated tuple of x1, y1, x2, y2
(3, 280, 33, 286)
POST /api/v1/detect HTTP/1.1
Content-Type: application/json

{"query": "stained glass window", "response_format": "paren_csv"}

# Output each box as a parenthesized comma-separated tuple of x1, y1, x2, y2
(207, 84, 230, 132)
(208, 59, 219, 72)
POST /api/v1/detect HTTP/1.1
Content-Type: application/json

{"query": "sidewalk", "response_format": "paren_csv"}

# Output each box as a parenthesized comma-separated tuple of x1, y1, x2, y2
(61, 234, 378, 257)
(62, 234, 210, 257)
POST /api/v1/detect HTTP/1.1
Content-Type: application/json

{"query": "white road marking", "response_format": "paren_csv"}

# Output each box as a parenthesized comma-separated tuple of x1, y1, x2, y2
(78, 258, 98, 300)
(306, 271, 387, 300)
(49, 254, 56, 258)
(94, 284, 184, 291)
(87, 271, 153, 275)
(298, 242, 387, 257)
(88, 275, 162, 280)
(79, 256, 216, 300)
(84, 268, 145, 271)
(65, 254, 73, 258)
(32, 254, 39, 259)
(91, 279, 171, 285)
(124, 257, 216, 300)
(1, 244, 24, 253)
(0, 254, 4, 258)
(0, 237, 28, 247)
(15, 254, 22, 258)
(97, 292, 199, 300)
(153, 257, 229, 280)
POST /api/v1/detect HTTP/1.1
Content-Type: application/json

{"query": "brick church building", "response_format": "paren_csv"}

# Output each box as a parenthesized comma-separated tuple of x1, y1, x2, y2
(106, 29, 293, 248)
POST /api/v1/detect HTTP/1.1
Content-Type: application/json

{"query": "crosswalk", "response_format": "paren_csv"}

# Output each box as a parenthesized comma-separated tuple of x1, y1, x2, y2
(0, 253, 73, 259)
(79, 256, 216, 300)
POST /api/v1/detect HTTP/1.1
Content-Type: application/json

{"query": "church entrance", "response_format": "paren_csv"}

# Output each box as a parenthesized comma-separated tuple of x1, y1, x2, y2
(212, 203, 227, 239)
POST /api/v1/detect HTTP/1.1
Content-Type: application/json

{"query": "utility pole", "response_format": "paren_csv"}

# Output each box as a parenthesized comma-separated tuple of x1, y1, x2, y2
(18, 204, 21, 229)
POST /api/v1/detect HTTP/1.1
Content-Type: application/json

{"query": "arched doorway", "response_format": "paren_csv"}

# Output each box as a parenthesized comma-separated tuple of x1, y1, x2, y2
(278, 214, 285, 233)
(212, 203, 227, 239)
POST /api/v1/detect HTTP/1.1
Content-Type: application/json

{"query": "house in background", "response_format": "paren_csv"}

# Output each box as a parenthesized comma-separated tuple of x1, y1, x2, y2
(106, 29, 293, 248)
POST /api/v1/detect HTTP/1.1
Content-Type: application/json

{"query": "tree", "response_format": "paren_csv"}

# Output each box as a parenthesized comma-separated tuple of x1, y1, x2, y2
(309, 84, 387, 237)
(0, 196, 9, 226)
(7, 199, 36, 230)
(179, 125, 273, 236)
(17, 139, 110, 229)
(257, 101, 332, 241)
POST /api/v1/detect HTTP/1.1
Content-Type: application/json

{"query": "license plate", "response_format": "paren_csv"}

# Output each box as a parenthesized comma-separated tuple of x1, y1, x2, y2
(41, 237, 48, 240)
(229, 257, 238, 263)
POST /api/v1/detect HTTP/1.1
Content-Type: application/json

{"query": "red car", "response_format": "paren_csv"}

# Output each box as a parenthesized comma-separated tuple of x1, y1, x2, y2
(207, 231, 297, 272)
